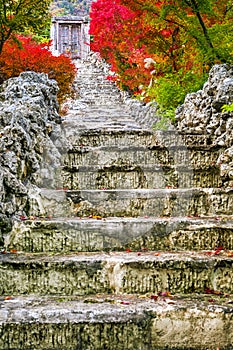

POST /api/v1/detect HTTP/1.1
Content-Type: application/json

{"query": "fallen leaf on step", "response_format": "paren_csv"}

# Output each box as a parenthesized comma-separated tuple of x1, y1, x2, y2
(120, 301, 130, 305)
(214, 246, 224, 255)
(204, 246, 224, 256)
(10, 249, 17, 254)
(158, 291, 172, 297)
(204, 288, 223, 295)
(92, 215, 102, 220)
(150, 295, 158, 301)
(20, 215, 28, 221)
(125, 248, 132, 253)
(4, 296, 12, 300)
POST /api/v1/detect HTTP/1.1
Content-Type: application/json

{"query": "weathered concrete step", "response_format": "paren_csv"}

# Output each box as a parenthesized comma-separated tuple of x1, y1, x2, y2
(28, 188, 233, 219)
(62, 125, 216, 149)
(63, 115, 142, 134)
(1, 294, 233, 350)
(77, 86, 121, 95)
(77, 86, 121, 94)
(65, 109, 132, 120)
(1, 251, 233, 295)
(64, 145, 221, 169)
(61, 165, 221, 189)
(79, 97, 123, 106)
(6, 216, 233, 253)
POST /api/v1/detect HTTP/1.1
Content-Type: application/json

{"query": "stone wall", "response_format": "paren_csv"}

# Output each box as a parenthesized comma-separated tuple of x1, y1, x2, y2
(176, 64, 233, 185)
(0, 72, 67, 244)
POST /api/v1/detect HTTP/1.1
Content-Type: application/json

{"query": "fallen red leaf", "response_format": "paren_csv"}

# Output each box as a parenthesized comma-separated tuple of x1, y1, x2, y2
(4, 296, 12, 300)
(20, 215, 28, 221)
(204, 246, 224, 256)
(158, 291, 172, 297)
(204, 288, 223, 295)
(120, 301, 130, 305)
(214, 246, 224, 255)
(125, 248, 132, 253)
(150, 295, 158, 301)
(10, 249, 17, 254)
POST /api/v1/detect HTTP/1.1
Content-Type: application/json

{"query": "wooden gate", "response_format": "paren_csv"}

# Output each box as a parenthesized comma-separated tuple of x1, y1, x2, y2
(51, 16, 90, 60)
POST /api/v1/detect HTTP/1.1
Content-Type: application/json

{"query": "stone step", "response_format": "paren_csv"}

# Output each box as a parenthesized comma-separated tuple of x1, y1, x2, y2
(1, 251, 233, 296)
(27, 188, 233, 219)
(63, 145, 221, 169)
(62, 126, 217, 149)
(77, 83, 121, 91)
(1, 294, 233, 350)
(6, 217, 233, 253)
(64, 110, 132, 121)
(63, 116, 142, 135)
(61, 165, 221, 189)
(78, 97, 123, 106)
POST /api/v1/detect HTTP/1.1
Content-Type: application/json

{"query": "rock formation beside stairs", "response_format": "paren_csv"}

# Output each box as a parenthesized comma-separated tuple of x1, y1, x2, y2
(0, 72, 67, 244)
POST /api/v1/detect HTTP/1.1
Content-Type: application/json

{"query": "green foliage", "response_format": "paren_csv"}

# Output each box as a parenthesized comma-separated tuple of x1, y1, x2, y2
(222, 104, 233, 112)
(147, 70, 208, 112)
(153, 114, 175, 130)
(0, 0, 52, 53)
(50, 0, 92, 15)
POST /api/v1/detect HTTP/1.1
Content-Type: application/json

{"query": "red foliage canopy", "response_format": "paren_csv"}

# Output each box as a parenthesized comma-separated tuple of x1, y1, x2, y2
(90, 0, 233, 97)
(89, 0, 162, 92)
(0, 35, 76, 103)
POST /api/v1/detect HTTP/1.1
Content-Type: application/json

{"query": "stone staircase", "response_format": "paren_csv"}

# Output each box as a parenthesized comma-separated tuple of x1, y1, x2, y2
(1, 55, 233, 350)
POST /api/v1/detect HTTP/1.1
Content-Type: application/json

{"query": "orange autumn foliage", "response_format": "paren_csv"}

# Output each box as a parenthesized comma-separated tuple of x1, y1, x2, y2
(0, 35, 76, 103)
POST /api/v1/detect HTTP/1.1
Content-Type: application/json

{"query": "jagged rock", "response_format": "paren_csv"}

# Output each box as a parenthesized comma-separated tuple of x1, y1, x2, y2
(176, 64, 233, 185)
(0, 72, 67, 242)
